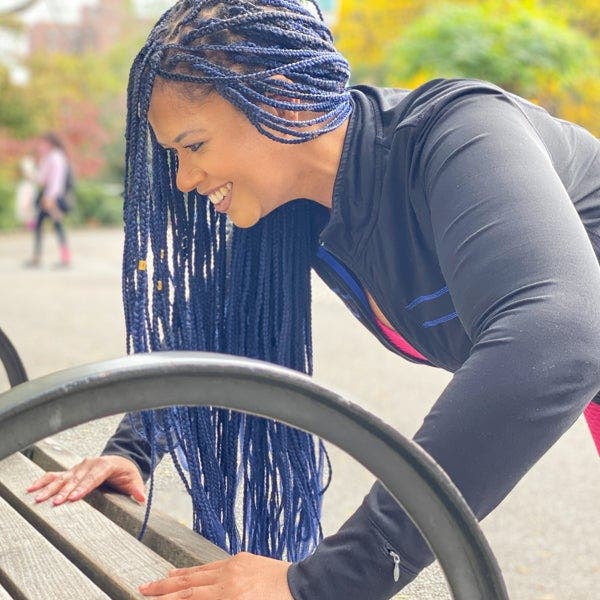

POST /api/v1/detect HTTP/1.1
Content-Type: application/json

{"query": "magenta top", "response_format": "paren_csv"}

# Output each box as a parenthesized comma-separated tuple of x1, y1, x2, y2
(375, 317, 428, 362)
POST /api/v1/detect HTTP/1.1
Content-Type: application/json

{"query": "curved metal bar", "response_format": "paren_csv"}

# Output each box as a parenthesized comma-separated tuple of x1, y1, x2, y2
(0, 352, 508, 599)
(0, 327, 28, 387)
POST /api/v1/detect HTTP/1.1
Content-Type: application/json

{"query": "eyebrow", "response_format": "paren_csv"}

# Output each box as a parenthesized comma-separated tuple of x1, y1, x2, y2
(173, 128, 207, 144)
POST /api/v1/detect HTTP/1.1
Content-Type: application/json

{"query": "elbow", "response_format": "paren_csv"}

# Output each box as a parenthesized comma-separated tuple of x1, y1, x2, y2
(543, 309, 600, 405)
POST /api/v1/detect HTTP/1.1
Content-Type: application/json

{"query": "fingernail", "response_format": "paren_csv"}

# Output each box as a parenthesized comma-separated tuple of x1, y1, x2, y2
(53, 495, 64, 505)
(139, 583, 150, 591)
(68, 490, 80, 501)
(34, 495, 44, 502)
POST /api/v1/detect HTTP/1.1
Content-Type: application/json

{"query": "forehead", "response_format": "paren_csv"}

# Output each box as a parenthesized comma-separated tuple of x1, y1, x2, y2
(149, 83, 204, 122)
(148, 82, 239, 138)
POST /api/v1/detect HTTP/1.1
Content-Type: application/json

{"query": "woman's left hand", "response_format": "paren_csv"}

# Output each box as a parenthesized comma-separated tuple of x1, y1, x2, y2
(138, 552, 294, 599)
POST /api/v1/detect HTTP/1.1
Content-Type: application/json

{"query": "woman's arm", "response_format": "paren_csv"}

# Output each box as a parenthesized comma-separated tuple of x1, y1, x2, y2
(288, 94, 600, 599)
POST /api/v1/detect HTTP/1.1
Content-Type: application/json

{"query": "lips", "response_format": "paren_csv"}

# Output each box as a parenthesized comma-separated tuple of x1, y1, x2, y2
(200, 182, 233, 213)
(214, 188, 232, 213)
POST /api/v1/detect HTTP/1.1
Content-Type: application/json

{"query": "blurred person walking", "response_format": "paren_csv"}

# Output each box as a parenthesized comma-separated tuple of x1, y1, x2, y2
(24, 133, 73, 268)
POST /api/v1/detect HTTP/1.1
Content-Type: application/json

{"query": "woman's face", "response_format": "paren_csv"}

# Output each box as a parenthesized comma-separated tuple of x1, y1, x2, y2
(148, 82, 298, 228)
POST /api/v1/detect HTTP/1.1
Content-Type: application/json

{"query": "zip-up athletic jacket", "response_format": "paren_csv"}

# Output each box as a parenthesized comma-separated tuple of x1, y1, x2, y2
(104, 79, 600, 599)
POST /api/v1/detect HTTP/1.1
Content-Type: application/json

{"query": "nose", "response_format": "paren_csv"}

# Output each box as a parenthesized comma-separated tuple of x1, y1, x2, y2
(175, 161, 207, 194)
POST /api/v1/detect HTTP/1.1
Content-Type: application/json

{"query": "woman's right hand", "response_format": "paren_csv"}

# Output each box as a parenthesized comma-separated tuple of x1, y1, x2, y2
(27, 455, 146, 506)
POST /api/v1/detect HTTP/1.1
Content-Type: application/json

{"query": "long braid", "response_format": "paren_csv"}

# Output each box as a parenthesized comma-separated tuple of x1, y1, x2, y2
(123, 0, 348, 560)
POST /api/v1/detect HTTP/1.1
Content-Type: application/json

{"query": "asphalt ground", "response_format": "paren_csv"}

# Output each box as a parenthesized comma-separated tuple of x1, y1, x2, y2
(0, 227, 598, 599)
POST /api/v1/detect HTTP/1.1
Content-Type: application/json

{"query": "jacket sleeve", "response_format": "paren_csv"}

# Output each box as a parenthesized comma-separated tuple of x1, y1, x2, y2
(101, 413, 165, 482)
(288, 93, 600, 599)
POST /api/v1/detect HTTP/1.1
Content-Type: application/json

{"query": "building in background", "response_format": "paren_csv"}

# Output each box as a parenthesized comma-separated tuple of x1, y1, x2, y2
(29, 0, 134, 54)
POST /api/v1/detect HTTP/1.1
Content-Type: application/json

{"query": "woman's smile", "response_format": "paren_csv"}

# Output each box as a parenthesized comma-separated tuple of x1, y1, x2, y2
(205, 182, 233, 213)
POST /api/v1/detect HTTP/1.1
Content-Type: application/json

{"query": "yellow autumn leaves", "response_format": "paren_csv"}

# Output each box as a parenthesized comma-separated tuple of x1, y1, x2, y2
(334, 0, 600, 135)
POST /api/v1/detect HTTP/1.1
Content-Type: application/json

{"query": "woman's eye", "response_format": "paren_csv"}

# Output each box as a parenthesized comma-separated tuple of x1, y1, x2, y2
(187, 142, 204, 153)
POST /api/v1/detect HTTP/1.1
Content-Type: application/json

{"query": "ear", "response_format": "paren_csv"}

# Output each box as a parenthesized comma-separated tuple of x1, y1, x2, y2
(265, 74, 301, 122)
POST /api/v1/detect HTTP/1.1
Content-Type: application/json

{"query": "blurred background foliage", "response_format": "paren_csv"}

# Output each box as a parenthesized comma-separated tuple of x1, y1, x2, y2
(0, 0, 598, 230)
(335, 0, 600, 136)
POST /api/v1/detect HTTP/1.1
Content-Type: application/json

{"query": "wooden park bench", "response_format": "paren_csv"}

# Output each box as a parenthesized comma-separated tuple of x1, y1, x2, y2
(0, 338, 509, 599)
(0, 437, 228, 600)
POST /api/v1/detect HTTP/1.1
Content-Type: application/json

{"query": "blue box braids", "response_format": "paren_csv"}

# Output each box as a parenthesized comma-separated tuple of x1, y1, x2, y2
(122, 0, 349, 561)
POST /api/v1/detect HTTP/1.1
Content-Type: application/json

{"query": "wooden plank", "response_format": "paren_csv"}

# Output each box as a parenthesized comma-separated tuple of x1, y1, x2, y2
(0, 453, 176, 600)
(30, 438, 229, 567)
(0, 496, 110, 599)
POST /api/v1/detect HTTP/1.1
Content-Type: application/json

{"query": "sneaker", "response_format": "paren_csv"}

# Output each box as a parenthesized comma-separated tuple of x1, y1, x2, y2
(59, 245, 71, 266)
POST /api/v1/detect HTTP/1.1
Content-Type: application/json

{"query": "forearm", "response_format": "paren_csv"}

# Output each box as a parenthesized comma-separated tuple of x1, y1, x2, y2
(289, 311, 600, 600)
(288, 489, 421, 600)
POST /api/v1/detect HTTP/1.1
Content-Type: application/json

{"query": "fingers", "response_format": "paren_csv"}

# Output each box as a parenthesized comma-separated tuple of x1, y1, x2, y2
(58, 460, 109, 503)
(141, 586, 219, 599)
(168, 561, 228, 577)
(27, 471, 61, 493)
(139, 571, 219, 597)
(27, 472, 71, 504)
(26, 458, 113, 505)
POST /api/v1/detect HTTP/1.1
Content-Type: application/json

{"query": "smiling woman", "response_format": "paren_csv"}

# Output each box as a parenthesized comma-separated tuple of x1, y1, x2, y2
(25, 0, 600, 599)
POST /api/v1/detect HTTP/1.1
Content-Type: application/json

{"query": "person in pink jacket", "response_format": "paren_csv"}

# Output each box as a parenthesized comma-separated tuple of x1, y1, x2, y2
(25, 133, 72, 268)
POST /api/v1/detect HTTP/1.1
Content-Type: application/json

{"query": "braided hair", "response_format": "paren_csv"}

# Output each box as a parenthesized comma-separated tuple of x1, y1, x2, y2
(123, 0, 351, 561)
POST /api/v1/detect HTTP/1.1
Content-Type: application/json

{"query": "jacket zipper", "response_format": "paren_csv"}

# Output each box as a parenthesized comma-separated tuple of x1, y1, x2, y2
(389, 548, 401, 583)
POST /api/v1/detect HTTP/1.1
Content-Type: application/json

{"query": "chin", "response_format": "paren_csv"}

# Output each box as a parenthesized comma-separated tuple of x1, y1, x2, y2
(229, 206, 262, 229)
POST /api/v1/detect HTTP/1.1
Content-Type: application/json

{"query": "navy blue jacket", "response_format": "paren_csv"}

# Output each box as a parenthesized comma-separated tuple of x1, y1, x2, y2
(105, 79, 600, 599)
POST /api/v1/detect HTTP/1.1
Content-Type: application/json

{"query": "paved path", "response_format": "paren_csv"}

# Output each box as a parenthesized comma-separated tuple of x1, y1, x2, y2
(0, 228, 598, 599)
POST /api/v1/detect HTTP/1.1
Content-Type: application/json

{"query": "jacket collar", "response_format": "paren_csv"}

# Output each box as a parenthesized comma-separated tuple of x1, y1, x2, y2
(319, 88, 382, 256)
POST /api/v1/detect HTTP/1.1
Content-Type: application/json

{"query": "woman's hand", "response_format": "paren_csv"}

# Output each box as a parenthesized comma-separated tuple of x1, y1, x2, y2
(27, 455, 146, 505)
(139, 552, 293, 600)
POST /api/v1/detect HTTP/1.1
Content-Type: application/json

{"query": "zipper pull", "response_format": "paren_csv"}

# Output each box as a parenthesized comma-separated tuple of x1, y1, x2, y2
(389, 550, 401, 582)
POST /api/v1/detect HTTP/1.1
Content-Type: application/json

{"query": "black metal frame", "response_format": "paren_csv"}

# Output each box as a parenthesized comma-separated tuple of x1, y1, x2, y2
(0, 326, 27, 387)
(0, 351, 509, 599)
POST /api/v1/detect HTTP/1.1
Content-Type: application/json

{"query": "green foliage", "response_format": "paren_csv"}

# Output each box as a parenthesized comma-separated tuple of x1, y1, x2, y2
(383, 2, 596, 98)
(0, 67, 35, 136)
(0, 178, 17, 231)
(334, 0, 432, 83)
(69, 181, 124, 227)
(0, 176, 123, 231)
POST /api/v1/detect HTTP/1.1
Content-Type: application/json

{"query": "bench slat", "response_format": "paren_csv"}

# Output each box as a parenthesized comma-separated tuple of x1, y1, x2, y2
(0, 496, 110, 599)
(29, 438, 229, 567)
(0, 453, 175, 600)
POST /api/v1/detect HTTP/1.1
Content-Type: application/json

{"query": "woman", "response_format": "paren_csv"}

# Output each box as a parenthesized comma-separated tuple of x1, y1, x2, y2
(25, 133, 72, 268)
(28, 1, 600, 598)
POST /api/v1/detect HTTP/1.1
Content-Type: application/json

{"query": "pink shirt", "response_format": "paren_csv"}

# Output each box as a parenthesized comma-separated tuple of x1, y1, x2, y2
(38, 148, 68, 200)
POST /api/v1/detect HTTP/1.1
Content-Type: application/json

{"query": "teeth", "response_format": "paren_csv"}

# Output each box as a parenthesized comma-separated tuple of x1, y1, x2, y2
(208, 182, 232, 205)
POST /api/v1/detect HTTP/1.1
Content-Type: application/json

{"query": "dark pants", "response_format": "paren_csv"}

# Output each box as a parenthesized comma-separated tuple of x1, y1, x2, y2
(33, 198, 69, 258)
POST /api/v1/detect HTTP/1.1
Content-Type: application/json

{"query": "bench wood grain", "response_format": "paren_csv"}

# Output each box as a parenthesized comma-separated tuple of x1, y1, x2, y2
(0, 453, 175, 600)
(28, 438, 229, 567)
(0, 495, 110, 599)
